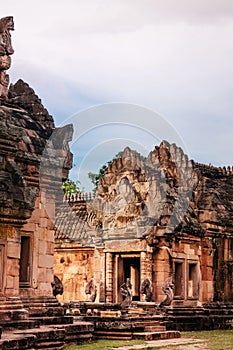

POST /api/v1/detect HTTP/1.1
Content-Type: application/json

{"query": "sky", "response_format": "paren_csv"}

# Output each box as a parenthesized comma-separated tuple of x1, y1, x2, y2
(2, 1, 233, 190)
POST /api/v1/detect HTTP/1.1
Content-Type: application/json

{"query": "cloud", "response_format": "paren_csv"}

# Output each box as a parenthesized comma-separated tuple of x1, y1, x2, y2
(2, 0, 233, 169)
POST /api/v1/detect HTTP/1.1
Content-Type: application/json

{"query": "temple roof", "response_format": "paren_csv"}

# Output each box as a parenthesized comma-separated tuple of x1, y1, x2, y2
(55, 143, 233, 246)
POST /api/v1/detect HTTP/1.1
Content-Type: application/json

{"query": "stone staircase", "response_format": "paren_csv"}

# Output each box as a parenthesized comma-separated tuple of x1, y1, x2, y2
(0, 297, 29, 322)
(0, 322, 94, 350)
(164, 304, 233, 331)
(0, 296, 94, 349)
(83, 314, 180, 341)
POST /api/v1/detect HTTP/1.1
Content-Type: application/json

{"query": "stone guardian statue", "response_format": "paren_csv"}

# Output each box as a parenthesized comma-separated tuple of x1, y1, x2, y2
(85, 278, 97, 302)
(120, 278, 133, 308)
(159, 276, 174, 307)
(140, 278, 153, 302)
(0, 16, 14, 98)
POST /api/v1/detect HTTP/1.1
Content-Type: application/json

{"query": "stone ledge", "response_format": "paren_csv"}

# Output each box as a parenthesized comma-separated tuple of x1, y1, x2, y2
(0, 321, 94, 350)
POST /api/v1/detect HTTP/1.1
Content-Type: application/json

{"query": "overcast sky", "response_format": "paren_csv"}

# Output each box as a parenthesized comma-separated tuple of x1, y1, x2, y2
(2, 1, 233, 189)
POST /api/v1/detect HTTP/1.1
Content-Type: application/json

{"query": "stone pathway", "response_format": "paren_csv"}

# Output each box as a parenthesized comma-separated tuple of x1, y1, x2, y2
(113, 338, 209, 350)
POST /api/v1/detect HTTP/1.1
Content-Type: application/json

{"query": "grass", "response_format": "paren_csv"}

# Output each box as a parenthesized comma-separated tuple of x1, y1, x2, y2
(63, 330, 233, 350)
(182, 330, 233, 350)
(63, 339, 146, 350)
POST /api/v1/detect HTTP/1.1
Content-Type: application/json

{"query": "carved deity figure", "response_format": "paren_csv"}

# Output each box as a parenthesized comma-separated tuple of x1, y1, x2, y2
(51, 275, 64, 297)
(120, 278, 133, 308)
(159, 276, 174, 307)
(85, 278, 97, 302)
(140, 278, 153, 302)
(0, 16, 14, 98)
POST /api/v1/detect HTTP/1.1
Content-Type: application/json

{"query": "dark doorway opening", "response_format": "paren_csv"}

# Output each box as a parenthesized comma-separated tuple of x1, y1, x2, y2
(174, 261, 183, 298)
(123, 257, 140, 301)
(19, 236, 30, 286)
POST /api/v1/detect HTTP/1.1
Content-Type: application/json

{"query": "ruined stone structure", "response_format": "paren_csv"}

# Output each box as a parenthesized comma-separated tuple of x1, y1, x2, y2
(0, 16, 14, 98)
(0, 77, 73, 319)
(0, 79, 96, 347)
(0, 14, 232, 342)
(54, 143, 233, 314)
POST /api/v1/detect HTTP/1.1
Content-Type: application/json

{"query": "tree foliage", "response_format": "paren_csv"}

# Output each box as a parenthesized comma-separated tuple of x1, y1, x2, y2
(62, 179, 82, 195)
(88, 164, 108, 192)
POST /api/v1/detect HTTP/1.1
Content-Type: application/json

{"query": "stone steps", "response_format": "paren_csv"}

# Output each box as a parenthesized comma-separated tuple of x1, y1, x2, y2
(0, 319, 40, 331)
(94, 330, 132, 340)
(0, 298, 29, 322)
(20, 296, 65, 318)
(144, 325, 166, 332)
(0, 321, 94, 350)
(164, 304, 233, 330)
(30, 315, 73, 325)
(0, 332, 36, 350)
(0, 309, 29, 321)
(88, 315, 180, 341)
(133, 330, 181, 341)
(14, 327, 66, 349)
(94, 329, 180, 341)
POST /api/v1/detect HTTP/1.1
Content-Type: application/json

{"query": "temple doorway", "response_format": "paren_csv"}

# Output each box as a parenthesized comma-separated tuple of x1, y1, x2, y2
(113, 254, 141, 302)
(19, 236, 31, 287)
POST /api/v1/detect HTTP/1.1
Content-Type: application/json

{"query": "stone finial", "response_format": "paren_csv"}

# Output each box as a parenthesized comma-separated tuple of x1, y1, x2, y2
(0, 16, 14, 99)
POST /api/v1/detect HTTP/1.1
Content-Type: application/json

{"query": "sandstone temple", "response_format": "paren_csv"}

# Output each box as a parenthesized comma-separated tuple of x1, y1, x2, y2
(54, 144, 233, 308)
(0, 15, 233, 349)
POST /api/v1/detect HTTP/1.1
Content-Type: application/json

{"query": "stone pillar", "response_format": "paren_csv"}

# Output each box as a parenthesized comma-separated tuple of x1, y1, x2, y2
(105, 252, 113, 303)
(140, 250, 153, 301)
(140, 252, 147, 283)
(153, 248, 171, 303)
(141, 250, 153, 279)
(98, 249, 106, 302)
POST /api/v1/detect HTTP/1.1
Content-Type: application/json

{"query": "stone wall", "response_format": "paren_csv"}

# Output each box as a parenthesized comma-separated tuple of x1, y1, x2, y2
(54, 244, 95, 301)
(0, 79, 72, 314)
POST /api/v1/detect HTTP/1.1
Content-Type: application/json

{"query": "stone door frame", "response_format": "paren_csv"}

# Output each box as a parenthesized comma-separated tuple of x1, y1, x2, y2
(0, 243, 6, 295)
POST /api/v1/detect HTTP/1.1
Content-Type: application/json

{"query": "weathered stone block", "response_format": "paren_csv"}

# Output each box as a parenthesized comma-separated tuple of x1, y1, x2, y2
(38, 255, 54, 268)
(7, 242, 20, 259)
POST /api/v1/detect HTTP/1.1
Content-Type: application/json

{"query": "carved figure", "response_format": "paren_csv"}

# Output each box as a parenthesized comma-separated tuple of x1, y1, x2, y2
(140, 278, 153, 302)
(51, 275, 64, 297)
(159, 276, 174, 307)
(0, 16, 14, 98)
(85, 278, 97, 302)
(120, 278, 132, 308)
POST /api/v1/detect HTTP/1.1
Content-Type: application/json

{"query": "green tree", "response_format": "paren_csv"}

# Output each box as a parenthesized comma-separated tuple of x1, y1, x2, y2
(88, 164, 108, 191)
(62, 179, 82, 195)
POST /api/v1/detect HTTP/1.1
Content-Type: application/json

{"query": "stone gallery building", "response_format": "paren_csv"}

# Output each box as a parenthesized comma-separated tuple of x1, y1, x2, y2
(54, 143, 233, 308)
(0, 77, 73, 318)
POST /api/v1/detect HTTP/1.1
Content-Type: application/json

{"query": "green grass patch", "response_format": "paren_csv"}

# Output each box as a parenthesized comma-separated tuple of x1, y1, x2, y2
(182, 330, 233, 350)
(63, 330, 233, 350)
(63, 339, 146, 350)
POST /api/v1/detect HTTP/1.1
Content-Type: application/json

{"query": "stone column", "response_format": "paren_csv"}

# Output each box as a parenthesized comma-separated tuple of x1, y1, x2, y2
(105, 252, 113, 303)
(141, 250, 153, 282)
(140, 252, 147, 283)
